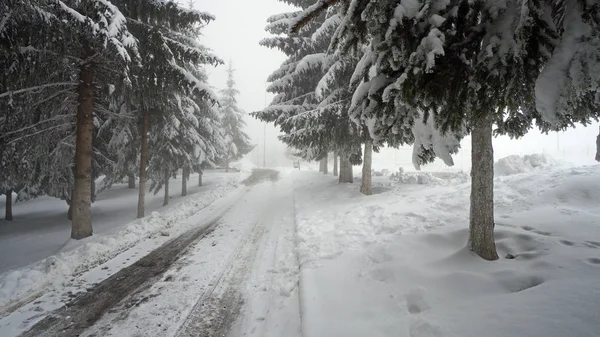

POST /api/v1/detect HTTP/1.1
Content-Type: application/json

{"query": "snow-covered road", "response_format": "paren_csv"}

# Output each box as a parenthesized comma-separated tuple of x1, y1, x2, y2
(10, 168, 302, 337)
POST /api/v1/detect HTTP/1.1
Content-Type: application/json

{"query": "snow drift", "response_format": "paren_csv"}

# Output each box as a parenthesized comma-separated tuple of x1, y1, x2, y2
(494, 153, 555, 176)
(292, 163, 600, 337)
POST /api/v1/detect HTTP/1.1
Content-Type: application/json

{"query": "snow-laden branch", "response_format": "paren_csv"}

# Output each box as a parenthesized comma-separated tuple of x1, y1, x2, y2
(5, 123, 71, 145)
(0, 82, 78, 99)
(289, 0, 341, 34)
(18, 46, 83, 62)
(285, 98, 349, 123)
(1, 114, 72, 138)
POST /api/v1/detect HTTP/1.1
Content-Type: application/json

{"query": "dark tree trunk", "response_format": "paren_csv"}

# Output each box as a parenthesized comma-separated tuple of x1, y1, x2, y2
(182, 166, 188, 197)
(71, 49, 95, 240)
(322, 155, 328, 174)
(163, 168, 170, 206)
(137, 109, 149, 219)
(339, 154, 353, 183)
(198, 170, 203, 187)
(469, 115, 499, 261)
(127, 174, 135, 189)
(333, 152, 338, 176)
(360, 140, 373, 195)
(319, 158, 325, 172)
(5, 189, 13, 221)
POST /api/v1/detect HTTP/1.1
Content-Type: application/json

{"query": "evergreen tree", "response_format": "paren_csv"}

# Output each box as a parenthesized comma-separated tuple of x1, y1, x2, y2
(253, 3, 330, 163)
(219, 63, 253, 171)
(1, 0, 135, 231)
(113, 1, 222, 218)
(255, 2, 365, 185)
(1, 1, 223, 237)
(291, 0, 599, 260)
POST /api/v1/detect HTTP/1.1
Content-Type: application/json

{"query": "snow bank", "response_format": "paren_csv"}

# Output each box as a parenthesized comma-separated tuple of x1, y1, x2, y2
(494, 153, 556, 176)
(0, 174, 243, 312)
(391, 170, 469, 186)
(293, 165, 600, 336)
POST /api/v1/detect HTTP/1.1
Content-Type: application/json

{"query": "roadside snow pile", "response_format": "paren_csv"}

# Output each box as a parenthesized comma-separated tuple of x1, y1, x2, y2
(293, 165, 600, 336)
(495, 153, 556, 176)
(393, 171, 469, 186)
(0, 174, 242, 312)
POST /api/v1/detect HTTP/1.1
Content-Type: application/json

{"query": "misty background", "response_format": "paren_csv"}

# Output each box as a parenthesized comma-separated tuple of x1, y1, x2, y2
(197, 0, 599, 172)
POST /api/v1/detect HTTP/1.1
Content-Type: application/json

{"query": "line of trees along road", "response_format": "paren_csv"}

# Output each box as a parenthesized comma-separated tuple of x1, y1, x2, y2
(255, 0, 599, 260)
(0, 1, 252, 239)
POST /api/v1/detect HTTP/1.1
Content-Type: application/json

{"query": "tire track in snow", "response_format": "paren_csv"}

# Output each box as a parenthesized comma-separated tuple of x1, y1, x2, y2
(19, 202, 240, 337)
(174, 218, 267, 337)
(226, 172, 302, 337)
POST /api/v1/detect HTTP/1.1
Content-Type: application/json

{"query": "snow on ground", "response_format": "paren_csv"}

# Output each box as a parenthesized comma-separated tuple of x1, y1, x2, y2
(229, 171, 301, 337)
(293, 157, 600, 337)
(77, 169, 299, 337)
(0, 168, 251, 316)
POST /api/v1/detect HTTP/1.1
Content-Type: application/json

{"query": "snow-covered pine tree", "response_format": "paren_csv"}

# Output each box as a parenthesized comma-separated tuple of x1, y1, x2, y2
(293, 0, 599, 260)
(286, 1, 441, 193)
(253, 2, 332, 165)
(56, 0, 135, 239)
(190, 87, 227, 185)
(95, 83, 139, 193)
(219, 63, 253, 172)
(256, 2, 365, 185)
(1, 0, 128, 225)
(114, 1, 222, 218)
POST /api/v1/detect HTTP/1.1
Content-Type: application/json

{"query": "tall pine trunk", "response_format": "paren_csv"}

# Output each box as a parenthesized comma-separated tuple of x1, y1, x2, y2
(469, 115, 498, 261)
(5, 189, 13, 221)
(333, 152, 338, 176)
(322, 155, 328, 174)
(339, 154, 353, 183)
(163, 168, 170, 206)
(181, 166, 188, 196)
(319, 158, 325, 172)
(127, 174, 136, 189)
(71, 51, 95, 239)
(198, 170, 203, 187)
(360, 140, 373, 195)
(137, 110, 149, 219)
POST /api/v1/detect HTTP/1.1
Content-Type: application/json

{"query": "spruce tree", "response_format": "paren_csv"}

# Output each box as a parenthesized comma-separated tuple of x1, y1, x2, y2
(255, 2, 365, 185)
(292, 0, 599, 260)
(114, 1, 222, 218)
(219, 63, 253, 171)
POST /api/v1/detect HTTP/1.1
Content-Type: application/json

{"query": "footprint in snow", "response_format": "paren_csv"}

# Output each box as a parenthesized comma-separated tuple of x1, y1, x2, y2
(584, 241, 600, 248)
(559, 239, 575, 247)
(585, 257, 600, 265)
(521, 226, 553, 236)
(409, 318, 442, 337)
(405, 288, 430, 314)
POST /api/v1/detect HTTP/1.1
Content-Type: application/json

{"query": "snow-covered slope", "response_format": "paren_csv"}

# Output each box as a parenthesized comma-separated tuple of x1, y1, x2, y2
(293, 160, 600, 337)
